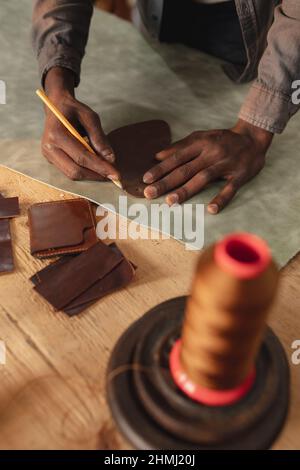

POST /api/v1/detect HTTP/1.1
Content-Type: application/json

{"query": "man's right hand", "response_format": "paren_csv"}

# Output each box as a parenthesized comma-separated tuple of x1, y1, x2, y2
(41, 67, 120, 182)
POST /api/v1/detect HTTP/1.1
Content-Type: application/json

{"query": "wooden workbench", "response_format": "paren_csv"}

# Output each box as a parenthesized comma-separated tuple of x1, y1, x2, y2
(0, 166, 299, 450)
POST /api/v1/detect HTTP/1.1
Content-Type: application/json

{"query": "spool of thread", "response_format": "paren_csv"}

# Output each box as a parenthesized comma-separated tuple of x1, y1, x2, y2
(170, 232, 279, 406)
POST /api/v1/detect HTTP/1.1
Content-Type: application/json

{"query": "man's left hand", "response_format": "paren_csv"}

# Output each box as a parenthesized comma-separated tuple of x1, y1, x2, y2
(143, 119, 273, 214)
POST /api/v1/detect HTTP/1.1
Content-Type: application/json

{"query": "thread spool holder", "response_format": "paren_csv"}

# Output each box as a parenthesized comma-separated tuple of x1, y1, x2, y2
(107, 296, 289, 450)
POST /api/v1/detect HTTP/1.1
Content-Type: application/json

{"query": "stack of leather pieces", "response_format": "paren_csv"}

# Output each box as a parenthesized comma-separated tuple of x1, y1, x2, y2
(0, 193, 20, 273)
(28, 198, 135, 316)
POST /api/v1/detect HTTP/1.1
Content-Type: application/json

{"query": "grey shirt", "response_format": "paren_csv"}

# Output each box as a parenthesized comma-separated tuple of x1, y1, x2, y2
(32, 0, 300, 134)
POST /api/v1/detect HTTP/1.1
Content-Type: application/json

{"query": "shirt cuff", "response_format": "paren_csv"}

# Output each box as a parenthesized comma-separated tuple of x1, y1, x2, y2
(239, 80, 298, 134)
(38, 43, 82, 88)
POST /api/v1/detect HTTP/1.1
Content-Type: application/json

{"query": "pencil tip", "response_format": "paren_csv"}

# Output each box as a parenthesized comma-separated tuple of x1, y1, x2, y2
(113, 180, 123, 190)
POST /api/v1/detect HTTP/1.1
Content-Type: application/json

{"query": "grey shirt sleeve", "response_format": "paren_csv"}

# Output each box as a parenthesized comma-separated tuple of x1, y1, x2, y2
(32, 0, 94, 87)
(239, 1, 300, 134)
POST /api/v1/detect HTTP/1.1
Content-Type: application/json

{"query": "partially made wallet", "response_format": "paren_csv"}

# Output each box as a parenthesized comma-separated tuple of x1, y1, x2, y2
(28, 198, 97, 258)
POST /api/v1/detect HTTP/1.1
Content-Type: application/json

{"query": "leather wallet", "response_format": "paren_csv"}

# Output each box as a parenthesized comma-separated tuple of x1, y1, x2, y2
(28, 198, 97, 258)
(30, 243, 135, 316)
(0, 193, 14, 273)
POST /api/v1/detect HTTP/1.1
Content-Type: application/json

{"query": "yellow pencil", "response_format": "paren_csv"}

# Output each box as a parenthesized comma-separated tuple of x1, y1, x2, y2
(36, 89, 122, 189)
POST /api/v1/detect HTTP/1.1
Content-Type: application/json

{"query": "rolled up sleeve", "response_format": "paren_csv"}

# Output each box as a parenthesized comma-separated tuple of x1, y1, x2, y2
(239, 1, 300, 133)
(32, 0, 94, 87)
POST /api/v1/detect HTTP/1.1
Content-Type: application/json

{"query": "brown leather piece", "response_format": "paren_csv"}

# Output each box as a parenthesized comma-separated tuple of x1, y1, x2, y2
(64, 246, 135, 316)
(28, 198, 97, 258)
(108, 120, 171, 197)
(0, 194, 14, 273)
(30, 243, 135, 316)
(0, 219, 13, 273)
(30, 255, 75, 285)
(33, 241, 127, 311)
(0, 197, 20, 219)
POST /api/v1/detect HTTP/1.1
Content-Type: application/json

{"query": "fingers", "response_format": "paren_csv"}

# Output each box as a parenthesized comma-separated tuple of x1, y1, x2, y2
(165, 166, 221, 205)
(58, 131, 120, 181)
(78, 109, 115, 163)
(42, 97, 120, 181)
(155, 132, 203, 162)
(144, 159, 202, 199)
(43, 146, 105, 181)
(207, 180, 240, 214)
(144, 141, 204, 184)
(155, 145, 178, 161)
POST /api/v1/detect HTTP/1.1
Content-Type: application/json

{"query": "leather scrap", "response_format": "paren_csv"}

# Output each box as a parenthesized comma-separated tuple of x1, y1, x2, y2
(28, 198, 97, 258)
(64, 245, 135, 315)
(108, 120, 171, 197)
(0, 219, 13, 273)
(30, 243, 135, 316)
(33, 241, 126, 311)
(0, 193, 14, 273)
(0, 197, 20, 219)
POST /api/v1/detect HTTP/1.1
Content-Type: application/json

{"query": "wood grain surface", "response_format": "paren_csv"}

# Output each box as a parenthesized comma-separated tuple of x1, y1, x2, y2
(0, 166, 299, 449)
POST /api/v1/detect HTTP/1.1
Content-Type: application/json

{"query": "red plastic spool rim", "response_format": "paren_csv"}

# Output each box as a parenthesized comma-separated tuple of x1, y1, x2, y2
(169, 339, 256, 407)
(214, 232, 271, 279)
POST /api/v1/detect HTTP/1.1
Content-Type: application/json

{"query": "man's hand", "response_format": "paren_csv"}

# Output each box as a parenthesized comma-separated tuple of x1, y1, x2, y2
(41, 67, 120, 182)
(143, 120, 273, 214)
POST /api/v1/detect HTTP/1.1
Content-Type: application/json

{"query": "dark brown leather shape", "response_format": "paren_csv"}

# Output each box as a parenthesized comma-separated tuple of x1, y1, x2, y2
(0, 194, 14, 273)
(31, 243, 135, 316)
(31, 242, 135, 314)
(28, 198, 97, 258)
(0, 197, 20, 219)
(108, 120, 171, 197)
